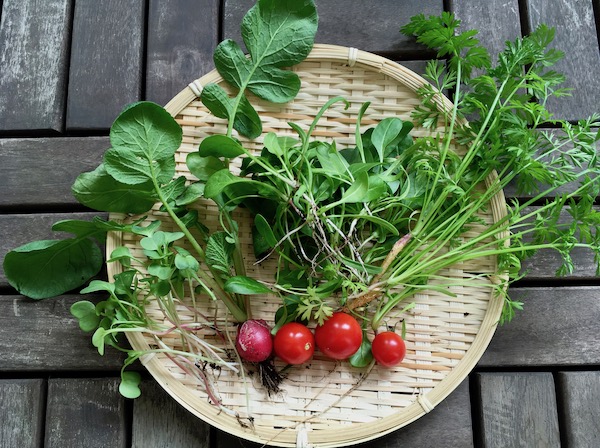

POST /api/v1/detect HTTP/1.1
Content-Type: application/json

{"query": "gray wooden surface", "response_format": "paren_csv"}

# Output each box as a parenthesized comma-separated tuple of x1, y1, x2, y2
(0, 138, 108, 207)
(0, 379, 45, 448)
(0, 0, 599, 447)
(526, 0, 600, 121)
(0, 0, 72, 133)
(132, 381, 211, 448)
(66, 0, 144, 131)
(477, 372, 561, 448)
(45, 378, 126, 448)
(557, 371, 600, 447)
(146, 0, 219, 106)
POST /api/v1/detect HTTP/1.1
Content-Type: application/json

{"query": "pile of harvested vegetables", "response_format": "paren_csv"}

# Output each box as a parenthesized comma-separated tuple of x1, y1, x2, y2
(4, 0, 599, 407)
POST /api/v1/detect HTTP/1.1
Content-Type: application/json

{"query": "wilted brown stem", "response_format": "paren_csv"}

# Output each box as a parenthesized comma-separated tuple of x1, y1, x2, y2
(342, 233, 412, 312)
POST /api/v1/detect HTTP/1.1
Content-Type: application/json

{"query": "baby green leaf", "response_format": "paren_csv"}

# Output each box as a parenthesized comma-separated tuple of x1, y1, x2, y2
(104, 102, 182, 185)
(4, 239, 103, 300)
(92, 327, 107, 356)
(72, 164, 156, 213)
(225, 276, 273, 295)
(349, 339, 373, 368)
(70, 301, 101, 332)
(81, 280, 116, 295)
(119, 371, 142, 399)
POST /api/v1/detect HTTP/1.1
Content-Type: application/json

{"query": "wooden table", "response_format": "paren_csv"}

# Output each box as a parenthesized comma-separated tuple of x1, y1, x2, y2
(1, 1, 599, 447)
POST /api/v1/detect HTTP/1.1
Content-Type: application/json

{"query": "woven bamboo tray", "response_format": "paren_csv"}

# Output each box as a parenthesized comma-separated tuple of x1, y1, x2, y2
(107, 44, 506, 447)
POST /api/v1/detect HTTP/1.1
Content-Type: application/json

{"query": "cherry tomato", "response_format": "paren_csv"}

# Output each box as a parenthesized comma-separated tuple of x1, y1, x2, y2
(371, 331, 406, 368)
(314, 312, 362, 360)
(274, 322, 315, 365)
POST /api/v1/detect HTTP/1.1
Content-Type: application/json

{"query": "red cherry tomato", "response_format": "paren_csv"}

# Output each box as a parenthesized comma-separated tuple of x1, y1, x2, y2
(314, 312, 362, 360)
(371, 331, 406, 368)
(274, 322, 315, 365)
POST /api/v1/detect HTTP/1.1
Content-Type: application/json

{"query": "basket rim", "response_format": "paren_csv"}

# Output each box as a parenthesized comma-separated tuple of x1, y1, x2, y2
(108, 43, 507, 447)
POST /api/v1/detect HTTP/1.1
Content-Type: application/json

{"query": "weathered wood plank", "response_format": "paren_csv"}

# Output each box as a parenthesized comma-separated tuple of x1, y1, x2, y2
(223, 0, 443, 56)
(0, 0, 72, 132)
(146, 0, 219, 106)
(216, 379, 473, 448)
(479, 287, 600, 367)
(0, 379, 45, 448)
(66, 0, 144, 131)
(360, 379, 473, 448)
(477, 372, 560, 448)
(557, 371, 600, 447)
(132, 380, 211, 448)
(526, 0, 600, 121)
(45, 378, 126, 448)
(0, 212, 106, 287)
(0, 294, 124, 371)
(451, 0, 522, 62)
(0, 137, 108, 207)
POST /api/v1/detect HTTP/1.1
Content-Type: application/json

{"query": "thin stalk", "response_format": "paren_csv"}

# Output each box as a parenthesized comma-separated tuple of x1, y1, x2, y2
(151, 177, 247, 322)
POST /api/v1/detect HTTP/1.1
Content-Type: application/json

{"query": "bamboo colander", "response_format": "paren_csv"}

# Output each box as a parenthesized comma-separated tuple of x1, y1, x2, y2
(106, 44, 506, 447)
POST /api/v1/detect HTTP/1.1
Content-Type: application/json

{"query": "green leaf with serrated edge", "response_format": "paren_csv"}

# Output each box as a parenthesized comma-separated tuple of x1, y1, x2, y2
(119, 371, 142, 399)
(72, 164, 156, 213)
(104, 102, 182, 185)
(3, 239, 103, 300)
(207, 0, 316, 137)
(224, 276, 273, 295)
(199, 135, 245, 158)
(205, 232, 234, 275)
(187, 153, 225, 181)
(70, 301, 101, 333)
(349, 339, 373, 368)
(240, 0, 317, 102)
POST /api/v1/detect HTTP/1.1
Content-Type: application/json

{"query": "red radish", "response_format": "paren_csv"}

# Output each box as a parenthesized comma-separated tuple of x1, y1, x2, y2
(235, 319, 273, 362)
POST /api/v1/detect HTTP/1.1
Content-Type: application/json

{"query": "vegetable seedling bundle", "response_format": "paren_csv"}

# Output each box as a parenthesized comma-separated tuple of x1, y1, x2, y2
(3, 0, 600, 414)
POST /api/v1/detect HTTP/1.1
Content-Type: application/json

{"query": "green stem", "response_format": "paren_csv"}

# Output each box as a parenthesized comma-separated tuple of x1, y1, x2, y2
(151, 177, 247, 322)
